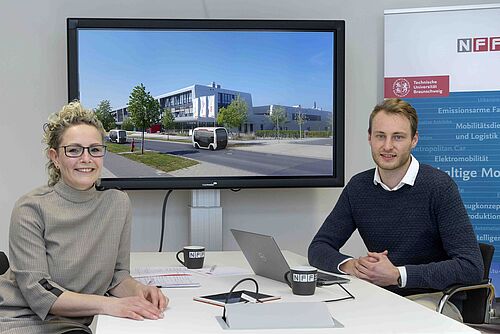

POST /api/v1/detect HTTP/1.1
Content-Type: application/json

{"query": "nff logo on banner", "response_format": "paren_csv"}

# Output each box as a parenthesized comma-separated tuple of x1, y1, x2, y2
(457, 37, 500, 52)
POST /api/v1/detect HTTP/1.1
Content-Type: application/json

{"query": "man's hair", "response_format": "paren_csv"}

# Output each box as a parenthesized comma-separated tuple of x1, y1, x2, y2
(43, 101, 105, 186)
(368, 98, 418, 137)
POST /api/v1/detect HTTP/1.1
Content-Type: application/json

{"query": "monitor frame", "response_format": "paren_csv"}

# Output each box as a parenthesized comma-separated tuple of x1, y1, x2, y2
(67, 18, 345, 190)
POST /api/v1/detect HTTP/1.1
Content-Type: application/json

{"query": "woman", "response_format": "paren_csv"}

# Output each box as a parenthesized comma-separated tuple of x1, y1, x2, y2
(0, 101, 168, 334)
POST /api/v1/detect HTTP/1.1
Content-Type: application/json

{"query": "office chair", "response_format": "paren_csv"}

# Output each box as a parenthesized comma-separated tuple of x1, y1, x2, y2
(0, 251, 9, 275)
(437, 243, 495, 324)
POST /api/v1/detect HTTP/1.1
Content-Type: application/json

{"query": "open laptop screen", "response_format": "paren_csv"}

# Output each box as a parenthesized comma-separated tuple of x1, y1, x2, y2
(231, 229, 349, 285)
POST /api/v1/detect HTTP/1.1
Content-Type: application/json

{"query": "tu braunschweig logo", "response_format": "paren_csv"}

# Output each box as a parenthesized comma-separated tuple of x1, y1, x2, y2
(392, 78, 411, 97)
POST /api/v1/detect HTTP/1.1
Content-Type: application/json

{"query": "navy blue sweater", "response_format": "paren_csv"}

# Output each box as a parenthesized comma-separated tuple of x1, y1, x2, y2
(308, 164, 483, 295)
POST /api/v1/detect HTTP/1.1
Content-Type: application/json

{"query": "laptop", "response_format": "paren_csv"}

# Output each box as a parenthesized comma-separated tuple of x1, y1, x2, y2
(231, 229, 349, 286)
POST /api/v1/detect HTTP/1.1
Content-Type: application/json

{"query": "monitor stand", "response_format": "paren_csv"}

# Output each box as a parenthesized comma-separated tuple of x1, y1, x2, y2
(189, 189, 222, 250)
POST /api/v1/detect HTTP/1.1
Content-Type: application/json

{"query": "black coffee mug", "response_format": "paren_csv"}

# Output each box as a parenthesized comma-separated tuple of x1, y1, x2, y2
(176, 246, 205, 269)
(284, 266, 317, 296)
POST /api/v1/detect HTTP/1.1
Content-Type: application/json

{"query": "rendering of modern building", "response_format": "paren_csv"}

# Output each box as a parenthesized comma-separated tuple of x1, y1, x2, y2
(112, 82, 333, 133)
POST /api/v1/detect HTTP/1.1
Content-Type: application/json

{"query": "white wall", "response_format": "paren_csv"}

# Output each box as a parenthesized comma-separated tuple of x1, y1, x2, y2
(1, 0, 494, 258)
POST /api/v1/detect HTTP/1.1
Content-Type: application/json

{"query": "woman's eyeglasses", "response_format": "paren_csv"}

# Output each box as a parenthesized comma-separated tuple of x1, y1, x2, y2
(58, 145, 107, 158)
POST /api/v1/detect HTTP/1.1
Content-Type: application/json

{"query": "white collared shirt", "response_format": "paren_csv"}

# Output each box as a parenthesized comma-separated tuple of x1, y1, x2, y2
(373, 155, 419, 191)
(338, 156, 420, 287)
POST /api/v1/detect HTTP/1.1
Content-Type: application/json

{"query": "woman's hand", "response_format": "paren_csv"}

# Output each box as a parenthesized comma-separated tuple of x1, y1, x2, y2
(108, 277, 169, 320)
(135, 284, 169, 313)
(50, 287, 167, 320)
(102, 295, 165, 320)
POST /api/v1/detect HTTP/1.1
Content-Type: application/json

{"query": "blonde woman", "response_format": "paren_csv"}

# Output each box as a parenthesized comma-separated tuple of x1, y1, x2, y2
(0, 101, 168, 334)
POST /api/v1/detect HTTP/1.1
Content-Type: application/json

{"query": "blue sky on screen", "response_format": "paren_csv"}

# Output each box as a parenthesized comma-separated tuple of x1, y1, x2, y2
(79, 30, 334, 111)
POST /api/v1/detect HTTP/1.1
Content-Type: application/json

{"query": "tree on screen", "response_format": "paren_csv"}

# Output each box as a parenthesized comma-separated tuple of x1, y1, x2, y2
(161, 108, 175, 140)
(128, 83, 161, 154)
(267, 105, 287, 139)
(327, 112, 333, 136)
(121, 117, 135, 131)
(94, 100, 116, 131)
(295, 107, 307, 139)
(217, 95, 248, 134)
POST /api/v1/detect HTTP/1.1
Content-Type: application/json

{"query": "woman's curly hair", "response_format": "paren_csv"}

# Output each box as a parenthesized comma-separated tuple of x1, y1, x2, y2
(43, 101, 105, 186)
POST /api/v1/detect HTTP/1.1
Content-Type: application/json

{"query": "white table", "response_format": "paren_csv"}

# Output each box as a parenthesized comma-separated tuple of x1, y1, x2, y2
(96, 251, 478, 333)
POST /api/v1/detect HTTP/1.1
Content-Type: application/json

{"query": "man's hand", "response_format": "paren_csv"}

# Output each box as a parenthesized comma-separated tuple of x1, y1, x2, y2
(355, 250, 400, 286)
(339, 258, 358, 276)
(339, 256, 375, 276)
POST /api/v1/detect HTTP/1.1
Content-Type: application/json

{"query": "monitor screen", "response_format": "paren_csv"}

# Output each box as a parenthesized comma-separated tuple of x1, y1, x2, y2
(67, 18, 345, 189)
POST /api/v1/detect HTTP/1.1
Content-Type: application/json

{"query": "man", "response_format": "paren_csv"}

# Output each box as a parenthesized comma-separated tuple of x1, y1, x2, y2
(308, 98, 483, 319)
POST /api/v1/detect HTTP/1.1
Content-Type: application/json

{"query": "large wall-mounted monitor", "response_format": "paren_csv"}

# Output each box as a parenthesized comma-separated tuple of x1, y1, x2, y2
(67, 18, 345, 189)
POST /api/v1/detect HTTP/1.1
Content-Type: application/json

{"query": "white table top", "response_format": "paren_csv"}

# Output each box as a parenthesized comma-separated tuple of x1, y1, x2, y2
(95, 251, 478, 333)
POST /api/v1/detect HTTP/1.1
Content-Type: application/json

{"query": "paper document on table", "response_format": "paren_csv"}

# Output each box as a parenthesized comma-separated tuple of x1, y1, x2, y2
(131, 266, 199, 288)
(192, 266, 253, 277)
(131, 266, 188, 277)
(135, 275, 200, 288)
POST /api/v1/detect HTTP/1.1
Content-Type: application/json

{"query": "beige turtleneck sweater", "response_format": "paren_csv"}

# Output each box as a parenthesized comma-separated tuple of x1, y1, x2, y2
(0, 181, 132, 334)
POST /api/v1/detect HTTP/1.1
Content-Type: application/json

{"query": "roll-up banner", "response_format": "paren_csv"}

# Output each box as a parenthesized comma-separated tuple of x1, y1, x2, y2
(384, 4, 500, 295)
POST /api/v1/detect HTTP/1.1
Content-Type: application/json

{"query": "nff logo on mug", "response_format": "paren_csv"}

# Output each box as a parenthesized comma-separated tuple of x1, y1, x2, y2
(293, 273, 317, 283)
(189, 251, 205, 258)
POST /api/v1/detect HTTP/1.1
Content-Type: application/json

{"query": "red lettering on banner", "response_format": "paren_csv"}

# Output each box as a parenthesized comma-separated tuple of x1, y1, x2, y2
(384, 75, 449, 98)
(473, 38, 488, 52)
(491, 37, 500, 52)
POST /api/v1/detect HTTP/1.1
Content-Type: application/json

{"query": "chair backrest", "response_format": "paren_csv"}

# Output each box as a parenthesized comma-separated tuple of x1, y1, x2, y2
(479, 243, 494, 280)
(0, 251, 9, 275)
(462, 243, 495, 324)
